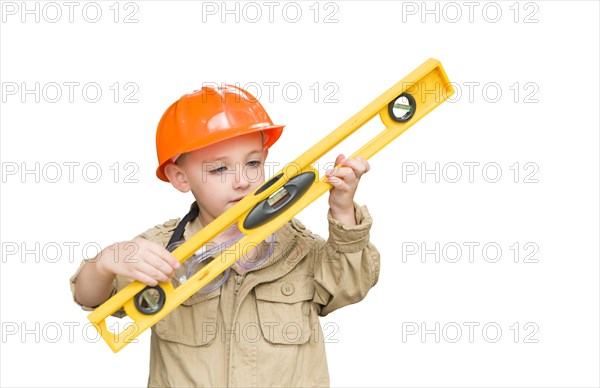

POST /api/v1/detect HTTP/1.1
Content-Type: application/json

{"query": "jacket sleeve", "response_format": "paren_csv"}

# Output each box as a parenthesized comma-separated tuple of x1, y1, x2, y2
(69, 259, 134, 318)
(312, 202, 380, 316)
(69, 219, 179, 317)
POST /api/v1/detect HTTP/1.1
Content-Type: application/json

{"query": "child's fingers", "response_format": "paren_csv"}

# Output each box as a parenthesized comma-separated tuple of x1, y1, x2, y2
(131, 269, 159, 287)
(327, 177, 349, 191)
(339, 157, 369, 177)
(326, 154, 370, 190)
(337, 166, 357, 181)
(355, 156, 370, 173)
(137, 262, 171, 284)
(326, 169, 353, 189)
(155, 247, 180, 270)
(145, 241, 180, 269)
(145, 253, 176, 277)
(328, 165, 357, 183)
(325, 173, 341, 186)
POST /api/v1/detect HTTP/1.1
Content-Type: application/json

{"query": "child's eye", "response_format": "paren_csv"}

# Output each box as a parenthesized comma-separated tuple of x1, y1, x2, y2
(247, 160, 261, 168)
(209, 166, 227, 174)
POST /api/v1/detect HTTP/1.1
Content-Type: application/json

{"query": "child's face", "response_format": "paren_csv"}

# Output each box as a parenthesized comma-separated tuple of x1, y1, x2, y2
(166, 132, 268, 227)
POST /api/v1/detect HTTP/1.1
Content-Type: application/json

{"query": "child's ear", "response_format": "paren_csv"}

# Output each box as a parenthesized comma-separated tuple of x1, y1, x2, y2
(263, 147, 269, 159)
(164, 162, 191, 193)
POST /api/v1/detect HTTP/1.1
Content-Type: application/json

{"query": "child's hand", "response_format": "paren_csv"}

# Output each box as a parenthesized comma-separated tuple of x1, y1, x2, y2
(95, 239, 180, 286)
(325, 154, 370, 226)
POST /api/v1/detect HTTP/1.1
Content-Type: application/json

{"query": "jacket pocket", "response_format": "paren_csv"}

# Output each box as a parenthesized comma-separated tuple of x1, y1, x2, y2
(154, 288, 220, 347)
(255, 276, 314, 345)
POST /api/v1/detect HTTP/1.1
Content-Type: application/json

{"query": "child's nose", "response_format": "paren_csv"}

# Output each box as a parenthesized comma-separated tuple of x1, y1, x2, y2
(233, 169, 251, 190)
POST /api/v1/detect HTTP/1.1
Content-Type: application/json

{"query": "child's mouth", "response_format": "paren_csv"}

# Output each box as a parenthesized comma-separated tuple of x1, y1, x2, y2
(230, 196, 244, 203)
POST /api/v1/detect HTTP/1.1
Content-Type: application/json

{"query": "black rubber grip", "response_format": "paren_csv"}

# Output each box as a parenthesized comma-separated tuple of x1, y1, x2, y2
(388, 92, 416, 123)
(134, 286, 166, 315)
(243, 171, 316, 229)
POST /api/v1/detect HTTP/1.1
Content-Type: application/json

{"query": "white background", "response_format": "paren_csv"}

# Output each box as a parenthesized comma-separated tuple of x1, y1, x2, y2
(1, 1, 599, 387)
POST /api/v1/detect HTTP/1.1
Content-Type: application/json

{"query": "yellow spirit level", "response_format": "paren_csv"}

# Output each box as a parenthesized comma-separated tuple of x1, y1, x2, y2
(87, 58, 454, 352)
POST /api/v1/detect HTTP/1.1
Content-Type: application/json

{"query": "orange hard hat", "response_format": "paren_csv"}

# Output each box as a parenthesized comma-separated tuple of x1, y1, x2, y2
(155, 84, 284, 182)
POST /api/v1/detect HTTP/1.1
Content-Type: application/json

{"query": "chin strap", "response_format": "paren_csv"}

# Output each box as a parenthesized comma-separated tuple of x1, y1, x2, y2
(166, 202, 199, 248)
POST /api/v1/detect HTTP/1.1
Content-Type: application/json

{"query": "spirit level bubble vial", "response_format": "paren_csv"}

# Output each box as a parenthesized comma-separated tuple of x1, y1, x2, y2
(87, 58, 455, 352)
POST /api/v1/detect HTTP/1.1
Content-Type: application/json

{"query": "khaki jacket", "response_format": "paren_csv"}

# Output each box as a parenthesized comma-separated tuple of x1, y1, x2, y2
(71, 203, 380, 387)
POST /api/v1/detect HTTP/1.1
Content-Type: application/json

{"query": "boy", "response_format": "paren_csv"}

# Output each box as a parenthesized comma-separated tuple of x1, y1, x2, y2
(70, 84, 380, 387)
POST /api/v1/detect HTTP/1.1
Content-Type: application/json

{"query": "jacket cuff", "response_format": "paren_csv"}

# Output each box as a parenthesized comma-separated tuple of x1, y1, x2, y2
(326, 202, 373, 253)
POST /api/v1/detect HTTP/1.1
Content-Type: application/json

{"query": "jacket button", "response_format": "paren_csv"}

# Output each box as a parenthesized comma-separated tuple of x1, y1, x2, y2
(281, 282, 295, 296)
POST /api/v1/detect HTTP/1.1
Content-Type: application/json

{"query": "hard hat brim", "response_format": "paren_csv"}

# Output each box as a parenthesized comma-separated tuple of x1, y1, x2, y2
(156, 124, 284, 182)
